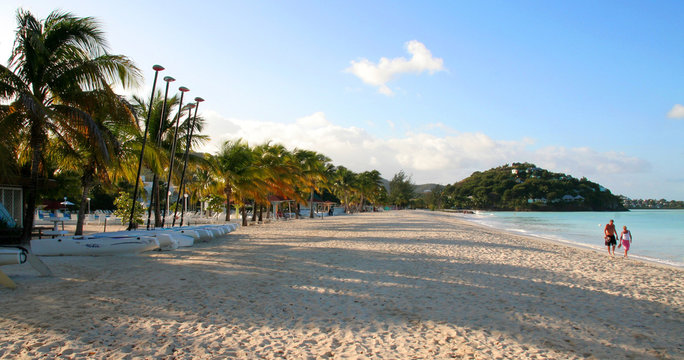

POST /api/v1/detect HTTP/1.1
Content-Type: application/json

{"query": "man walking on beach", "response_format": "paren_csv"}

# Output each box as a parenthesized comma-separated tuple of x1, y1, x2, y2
(604, 219, 618, 256)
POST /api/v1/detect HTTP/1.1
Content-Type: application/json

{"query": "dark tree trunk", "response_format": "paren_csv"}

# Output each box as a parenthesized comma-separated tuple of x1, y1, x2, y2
(241, 203, 248, 226)
(309, 187, 315, 218)
(152, 174, 162, 227)
(224, 184, 232, 221)
(251, 201, 258, 222)
(20, 129, 43, 245)
(75, 166, 94, 235)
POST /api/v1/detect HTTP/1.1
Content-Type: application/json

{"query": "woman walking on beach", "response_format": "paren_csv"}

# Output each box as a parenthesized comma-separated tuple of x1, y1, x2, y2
(619, 225, 632, 258)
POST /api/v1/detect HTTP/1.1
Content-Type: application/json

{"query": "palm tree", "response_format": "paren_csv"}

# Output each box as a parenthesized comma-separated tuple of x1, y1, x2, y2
(0, 9, 140, 242)
(252, 142, 301, 216)
(53, 91, 138, 235)
(332, 166, 356, 213)
(292, 149, 331, 218)
(184, 158, 220, 216)
(357, 170, 385, 211)
(214, 139, 261, 225)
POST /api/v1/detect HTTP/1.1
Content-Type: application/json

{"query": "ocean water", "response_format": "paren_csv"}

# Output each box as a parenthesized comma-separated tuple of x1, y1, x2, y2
(456, 209, 684, 268)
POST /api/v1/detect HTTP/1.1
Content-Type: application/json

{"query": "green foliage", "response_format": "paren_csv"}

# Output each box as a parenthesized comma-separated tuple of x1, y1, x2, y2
(113, 191, 145, 224)
(440, 163, 625, 211)
(201, 194, 225, 214)
(623, 197, 684, 209)
(389, 170, 415, 208)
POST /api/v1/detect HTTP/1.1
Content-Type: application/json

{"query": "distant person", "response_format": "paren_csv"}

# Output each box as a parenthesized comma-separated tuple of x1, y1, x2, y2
(619, 225, 632, 258)
(604, 219, 618, 255)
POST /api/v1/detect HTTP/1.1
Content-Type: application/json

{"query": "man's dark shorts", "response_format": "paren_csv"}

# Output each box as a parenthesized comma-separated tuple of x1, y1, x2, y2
(605, 235, 616, 246)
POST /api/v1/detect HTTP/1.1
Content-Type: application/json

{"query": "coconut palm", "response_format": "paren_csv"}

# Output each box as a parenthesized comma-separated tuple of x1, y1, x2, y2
(0, 9, 140, 242)
(52, 91, 138, 235)
(251, 142, 301, 217)
(293, 149, 331, 218)
(214, 139, 261, 225)
(357, 170, 385, 211)
(332, 166, 356, 213)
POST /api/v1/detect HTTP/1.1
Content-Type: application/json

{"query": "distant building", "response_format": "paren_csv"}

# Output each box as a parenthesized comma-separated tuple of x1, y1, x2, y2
(562, 194, 584, 202)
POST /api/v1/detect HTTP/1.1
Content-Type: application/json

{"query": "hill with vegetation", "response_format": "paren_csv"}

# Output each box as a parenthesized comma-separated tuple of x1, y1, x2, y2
(440, 163, 626, 211)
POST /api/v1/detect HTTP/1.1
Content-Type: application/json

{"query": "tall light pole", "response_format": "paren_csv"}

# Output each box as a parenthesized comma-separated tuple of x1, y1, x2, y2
(173, 97, 204, 227)
(87, 198, 91, 215)
(128, 64, 164, 230)
(160, 86, 190, 228)
(171, 101, 197, 226)
(146, 75, 176, 230)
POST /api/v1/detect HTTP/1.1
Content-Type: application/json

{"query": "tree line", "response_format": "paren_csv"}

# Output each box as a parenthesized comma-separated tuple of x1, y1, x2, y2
(0, 9, 393, 243)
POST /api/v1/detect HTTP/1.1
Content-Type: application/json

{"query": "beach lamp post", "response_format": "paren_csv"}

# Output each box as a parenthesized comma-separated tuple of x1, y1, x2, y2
(160, 86, 190, 228)
(184, 193, 189, 214)
(173, 97, 204, 227)
(146, 75, 176, 230)
(171, 101, 197, 227)
(128, 64, 164, 230)
(87, 198, 91, 215)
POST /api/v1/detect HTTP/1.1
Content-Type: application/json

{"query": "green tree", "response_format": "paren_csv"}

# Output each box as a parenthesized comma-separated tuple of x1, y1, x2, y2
(389, 170, 415, 208)
(214, 139, 260, 225)
(294, 149, 331, 218)
(0, 9, 139, 242)
(357, 170, 385, 211)
(113, 191, 145, 226)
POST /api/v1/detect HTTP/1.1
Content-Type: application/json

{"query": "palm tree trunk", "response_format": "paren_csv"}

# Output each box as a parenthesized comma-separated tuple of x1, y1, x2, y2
(309, 187, 315, 218)
(20, 129, 43, 244)
(224, 185, 232, 222)
(152, 175, 162, 227)
(251, 201, 258, 222)
(75, 166, 94, 235)
(241, 202, 248, 226)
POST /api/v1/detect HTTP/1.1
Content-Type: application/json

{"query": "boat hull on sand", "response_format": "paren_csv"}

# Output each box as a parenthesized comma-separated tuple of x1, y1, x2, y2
(0, 247, 27, 266)
(31, 236, 158, 256)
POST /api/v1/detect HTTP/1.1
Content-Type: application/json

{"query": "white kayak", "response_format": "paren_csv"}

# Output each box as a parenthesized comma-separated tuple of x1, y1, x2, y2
(31, 235, 159, 256)
(0, 247, 27, 266)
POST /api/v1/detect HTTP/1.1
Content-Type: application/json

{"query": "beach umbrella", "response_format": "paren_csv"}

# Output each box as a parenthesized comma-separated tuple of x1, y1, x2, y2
(128, 64, 164, 230)
(59, 200, 75, 206)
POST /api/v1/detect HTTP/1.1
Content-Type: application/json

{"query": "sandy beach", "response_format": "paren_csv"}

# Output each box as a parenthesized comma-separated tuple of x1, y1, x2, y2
(1, 210, 682, 359)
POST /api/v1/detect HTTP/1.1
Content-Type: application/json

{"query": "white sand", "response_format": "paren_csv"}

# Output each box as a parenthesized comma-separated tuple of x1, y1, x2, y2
(1, 210, 682, 359)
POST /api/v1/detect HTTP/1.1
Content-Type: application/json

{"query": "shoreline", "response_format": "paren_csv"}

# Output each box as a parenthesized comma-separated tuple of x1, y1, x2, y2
(2, 210, 682, 359)
(435, 209, 684, 270)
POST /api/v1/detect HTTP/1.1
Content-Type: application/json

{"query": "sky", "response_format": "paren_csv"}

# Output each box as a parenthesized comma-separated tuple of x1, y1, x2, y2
(1, 1, 683, 200)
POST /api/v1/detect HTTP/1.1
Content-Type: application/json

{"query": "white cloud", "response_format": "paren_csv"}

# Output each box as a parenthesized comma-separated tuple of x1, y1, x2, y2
(198, 111, 651, 191)
(345, 40, 445, 95)
(667, 104, 684, 118)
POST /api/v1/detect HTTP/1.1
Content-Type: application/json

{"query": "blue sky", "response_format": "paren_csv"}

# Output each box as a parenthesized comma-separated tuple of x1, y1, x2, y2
(2, 1, 683, 199)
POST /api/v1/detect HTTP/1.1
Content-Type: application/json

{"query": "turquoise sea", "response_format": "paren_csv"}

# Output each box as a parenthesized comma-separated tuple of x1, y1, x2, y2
(457, 209, 684, 268)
